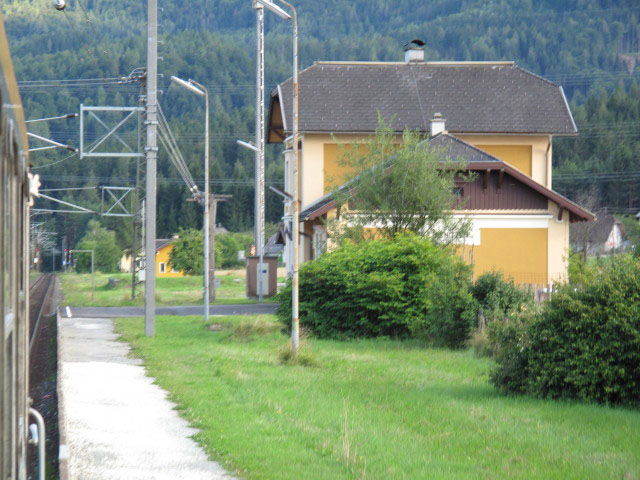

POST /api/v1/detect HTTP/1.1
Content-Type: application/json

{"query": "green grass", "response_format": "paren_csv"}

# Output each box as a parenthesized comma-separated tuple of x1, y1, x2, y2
(59, 271, 256, 307)
(115, 315, 640, 480)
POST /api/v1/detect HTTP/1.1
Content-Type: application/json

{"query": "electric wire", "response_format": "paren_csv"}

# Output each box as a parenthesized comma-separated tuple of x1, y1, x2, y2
(158, 104, 197, 188)
(157, 102, 198, 193)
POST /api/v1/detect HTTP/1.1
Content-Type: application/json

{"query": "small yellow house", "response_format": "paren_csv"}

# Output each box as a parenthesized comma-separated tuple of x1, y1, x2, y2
(267, 41, 593, 285)
(126, 239, 188, 279)
(155, 239, 186, 278)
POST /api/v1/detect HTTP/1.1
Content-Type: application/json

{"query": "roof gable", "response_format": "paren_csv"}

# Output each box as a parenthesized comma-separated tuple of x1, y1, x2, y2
(269, 62, 577, 141)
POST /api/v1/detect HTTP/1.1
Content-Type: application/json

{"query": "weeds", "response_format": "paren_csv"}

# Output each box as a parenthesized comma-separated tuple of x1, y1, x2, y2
(277, 331, 318, 367)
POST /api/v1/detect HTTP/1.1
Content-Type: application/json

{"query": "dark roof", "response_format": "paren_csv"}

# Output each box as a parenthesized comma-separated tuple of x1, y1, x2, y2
(428, 134, 502, 163)
(571, 215, 625, 245)
(300, 133, 593, 223)
(265, 232, 285, 254)
(300, 190, 339, 221)
(156, 239, 171, 252)
(269, 61, 577, 141)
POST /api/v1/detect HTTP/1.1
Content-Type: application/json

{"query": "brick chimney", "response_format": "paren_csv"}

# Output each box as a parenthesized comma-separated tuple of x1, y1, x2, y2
(404, 39, 425, 63)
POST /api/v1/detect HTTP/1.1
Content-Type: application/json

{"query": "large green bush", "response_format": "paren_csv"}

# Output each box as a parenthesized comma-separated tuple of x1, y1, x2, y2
(491, 255, 640, 406)
(74, 220, 120, 273)
(276, 235, 477, 348)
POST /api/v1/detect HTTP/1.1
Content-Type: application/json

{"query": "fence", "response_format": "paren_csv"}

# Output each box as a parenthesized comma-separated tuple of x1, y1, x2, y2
(517, 283, 560, 303)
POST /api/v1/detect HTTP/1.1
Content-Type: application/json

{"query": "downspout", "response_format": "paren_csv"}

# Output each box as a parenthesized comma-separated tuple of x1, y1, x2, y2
(546, 135, 552, 189)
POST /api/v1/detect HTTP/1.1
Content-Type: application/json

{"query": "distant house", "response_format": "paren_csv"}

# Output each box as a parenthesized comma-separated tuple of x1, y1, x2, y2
(119, 250, 133, 273)
(154, 239, 186, 278)
(571, 215, 626, 255)
(127, 238, 188, 280)
(267, 41, 593, 284)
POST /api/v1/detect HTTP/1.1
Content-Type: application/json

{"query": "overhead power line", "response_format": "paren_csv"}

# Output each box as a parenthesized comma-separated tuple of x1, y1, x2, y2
(38, 174, 284, 187)
(157, 102, 198, 195)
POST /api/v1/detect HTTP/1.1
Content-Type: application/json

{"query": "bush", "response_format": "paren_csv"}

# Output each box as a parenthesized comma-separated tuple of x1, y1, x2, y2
(567, 250, 599, 286)
(472, 271, 532, 326)
(276, 235, 477, 348)
(75, 219, 121, 273)
(491, 255, 640, 406)
(216, 232, 253, 268)
(407, 256, 478, 348)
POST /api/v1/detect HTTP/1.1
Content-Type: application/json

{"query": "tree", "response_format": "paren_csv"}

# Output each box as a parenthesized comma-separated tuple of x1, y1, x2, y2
(568, 186, 600, 262)
(74, 219, 120, 273)
(331, 119, 471, 245)
(168, 229, 203, 275)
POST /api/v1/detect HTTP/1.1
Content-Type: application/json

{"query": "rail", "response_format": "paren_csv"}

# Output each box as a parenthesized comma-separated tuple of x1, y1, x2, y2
(29, 274, 55, 352)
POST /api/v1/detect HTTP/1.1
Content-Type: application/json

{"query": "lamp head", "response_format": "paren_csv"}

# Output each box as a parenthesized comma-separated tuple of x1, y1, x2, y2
(170, 76, 205, 96)
(255, 0, 292, 20)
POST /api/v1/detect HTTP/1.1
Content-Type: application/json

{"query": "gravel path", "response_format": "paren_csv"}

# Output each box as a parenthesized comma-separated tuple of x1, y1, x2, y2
(58, 316, 234, 480)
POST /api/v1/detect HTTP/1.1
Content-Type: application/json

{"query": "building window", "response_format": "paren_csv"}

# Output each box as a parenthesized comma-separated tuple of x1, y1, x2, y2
(159, 262, 166, 273)
(313, 226, 327, 260)
(171, 266, 178, 273)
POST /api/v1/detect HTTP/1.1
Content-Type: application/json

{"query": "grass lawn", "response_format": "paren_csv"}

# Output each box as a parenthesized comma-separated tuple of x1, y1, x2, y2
(58, 271, 271, 307)
(115, 315, 640, 480)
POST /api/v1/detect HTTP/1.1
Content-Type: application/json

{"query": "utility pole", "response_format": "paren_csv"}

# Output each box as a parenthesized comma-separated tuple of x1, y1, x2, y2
(208, 193, 232, 302)
(254, 0, 266, 303)
(144, 0, 158, 337)
(132, 84, 145, 300)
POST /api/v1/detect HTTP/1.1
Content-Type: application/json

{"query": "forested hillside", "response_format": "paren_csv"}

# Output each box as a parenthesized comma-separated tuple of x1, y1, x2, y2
(3, 0, 639, 249)
(555, 83, 640, 213)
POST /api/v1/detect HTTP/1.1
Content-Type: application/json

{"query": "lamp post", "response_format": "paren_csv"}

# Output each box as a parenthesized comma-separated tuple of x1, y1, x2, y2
(170, 76, 210, 323)
(255, 0, 299, 355)
(236, 138, 265, 301)
(254, 0, 266, 304)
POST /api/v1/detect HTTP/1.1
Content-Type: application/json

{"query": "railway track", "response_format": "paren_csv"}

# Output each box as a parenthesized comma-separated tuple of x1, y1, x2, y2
(29, 274, 56, 352)
(28, 274, 60, 480)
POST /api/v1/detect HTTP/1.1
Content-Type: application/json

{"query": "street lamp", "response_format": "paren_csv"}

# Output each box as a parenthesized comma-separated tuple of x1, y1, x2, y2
(171, 75, 211, 323)
(236, 139, 260, 153)
(256, 0, 300, 355)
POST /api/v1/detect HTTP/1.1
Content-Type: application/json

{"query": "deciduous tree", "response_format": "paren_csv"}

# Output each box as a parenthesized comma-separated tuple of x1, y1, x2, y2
(331, 119, 471, 245)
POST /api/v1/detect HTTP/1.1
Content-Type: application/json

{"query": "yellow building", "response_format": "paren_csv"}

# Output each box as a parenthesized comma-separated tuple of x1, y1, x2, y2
(154, 239, 186, 278)
(267, 41, 593, 285)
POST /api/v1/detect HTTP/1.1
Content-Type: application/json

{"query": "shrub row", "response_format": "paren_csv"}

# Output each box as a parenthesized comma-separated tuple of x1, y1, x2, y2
(490, 254, 640, 406)
(276, 235, 477, 348)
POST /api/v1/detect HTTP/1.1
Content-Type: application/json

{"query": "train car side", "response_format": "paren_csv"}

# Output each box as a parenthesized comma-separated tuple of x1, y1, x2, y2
(0, 12, 32, 480)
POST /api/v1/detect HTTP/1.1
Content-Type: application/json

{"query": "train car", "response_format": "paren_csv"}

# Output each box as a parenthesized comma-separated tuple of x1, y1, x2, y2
(0, 12, 34, 480)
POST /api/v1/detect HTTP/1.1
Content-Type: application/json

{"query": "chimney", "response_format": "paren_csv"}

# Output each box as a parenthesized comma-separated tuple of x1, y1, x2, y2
(404, 39, 425, 63)
(430, 112, 446, 136)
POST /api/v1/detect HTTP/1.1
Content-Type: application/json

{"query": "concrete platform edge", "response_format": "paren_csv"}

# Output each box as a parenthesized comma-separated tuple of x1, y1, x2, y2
(56, 307, 69, 480)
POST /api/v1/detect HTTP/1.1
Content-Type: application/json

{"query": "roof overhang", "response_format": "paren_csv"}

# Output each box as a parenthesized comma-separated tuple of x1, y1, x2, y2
(464, 162, 593, 222)
(300, 161, 594, 223)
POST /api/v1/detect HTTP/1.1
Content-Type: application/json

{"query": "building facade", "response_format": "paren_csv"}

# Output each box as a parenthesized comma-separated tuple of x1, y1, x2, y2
(268, 44, 593, 284)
